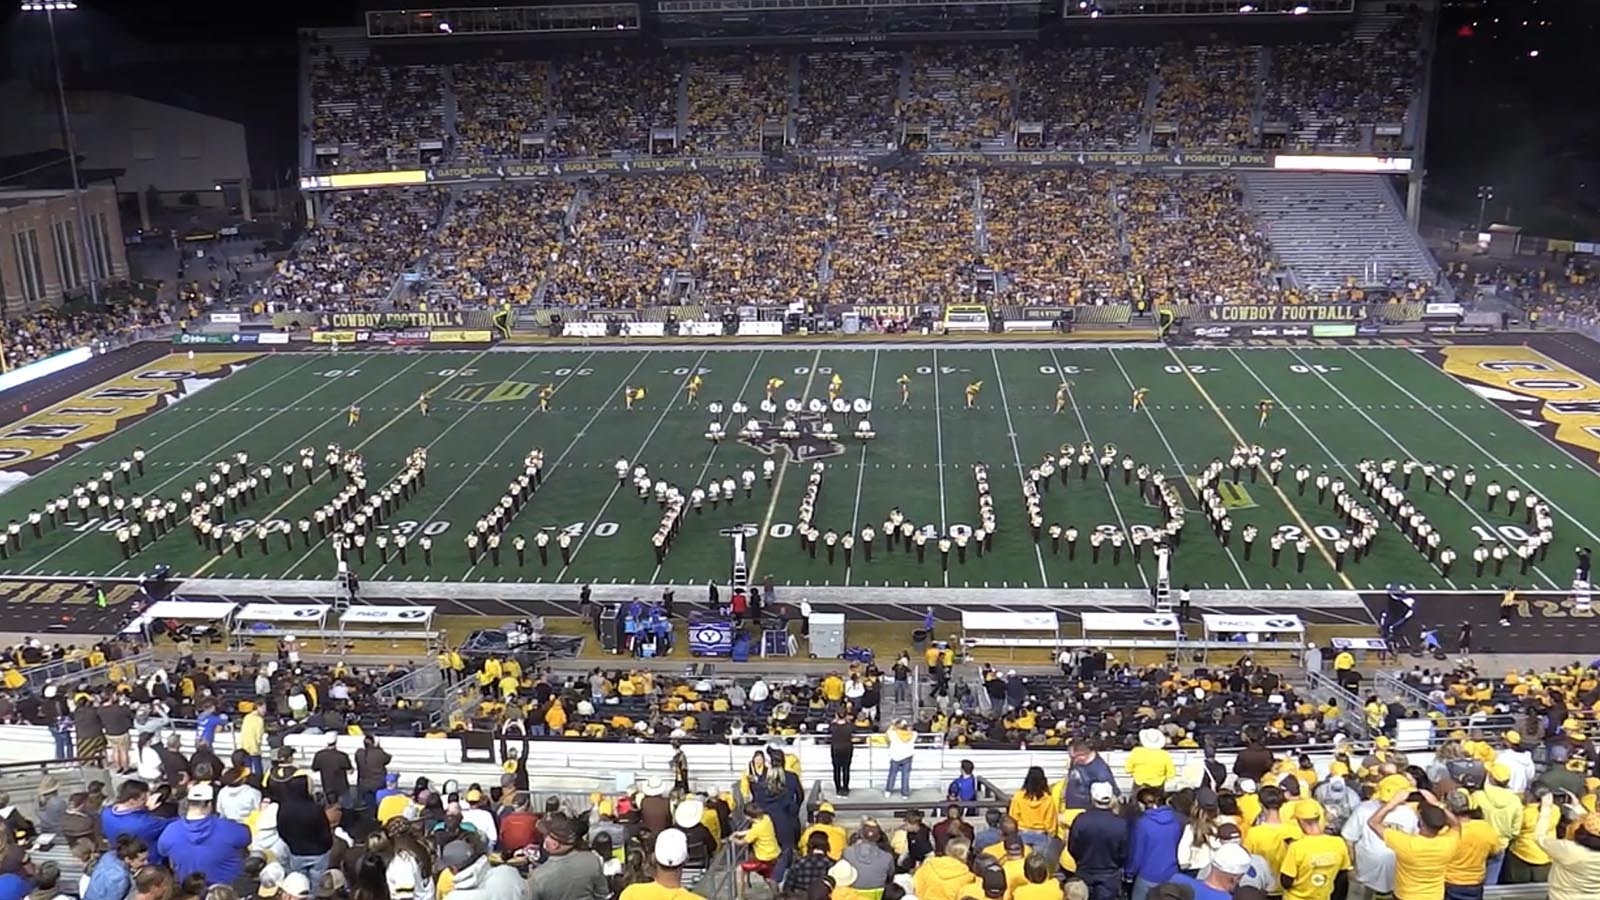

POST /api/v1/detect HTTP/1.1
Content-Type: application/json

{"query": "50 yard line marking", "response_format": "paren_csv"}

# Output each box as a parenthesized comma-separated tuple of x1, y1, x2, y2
(842, 349, 880, 587)
(989, 349, 1050, 588)
(189, 350, 495, 578)
(1226, 349, 1457, 589)
(750, 348, 823, 578)
(556, 350, 709, 580)
(1160, 346, 1350, 591)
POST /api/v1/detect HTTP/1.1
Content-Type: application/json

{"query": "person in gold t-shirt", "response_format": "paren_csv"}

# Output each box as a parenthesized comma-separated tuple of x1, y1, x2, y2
(1371, 788, 1461, 900)
(1279, 799, 1349, 900)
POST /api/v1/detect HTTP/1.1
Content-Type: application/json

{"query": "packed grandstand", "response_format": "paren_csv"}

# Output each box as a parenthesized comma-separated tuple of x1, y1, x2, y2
(4, 6, 1600, 900)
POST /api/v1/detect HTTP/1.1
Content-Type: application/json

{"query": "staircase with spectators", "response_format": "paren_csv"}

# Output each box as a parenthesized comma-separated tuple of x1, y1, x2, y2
(1242, 171, 1442, 293)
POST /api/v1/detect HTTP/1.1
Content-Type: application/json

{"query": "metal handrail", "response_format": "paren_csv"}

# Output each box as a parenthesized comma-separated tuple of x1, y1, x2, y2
(26, 650, 156, 691)
(1304, 670, 1373, 738)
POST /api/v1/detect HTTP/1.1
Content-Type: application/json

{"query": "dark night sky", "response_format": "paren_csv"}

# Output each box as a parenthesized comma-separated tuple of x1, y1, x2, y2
(2, 0, 1597, 236)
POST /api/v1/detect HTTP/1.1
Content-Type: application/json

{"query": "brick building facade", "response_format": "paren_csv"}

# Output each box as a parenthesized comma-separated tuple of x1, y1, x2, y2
(0, 186, 127, 316)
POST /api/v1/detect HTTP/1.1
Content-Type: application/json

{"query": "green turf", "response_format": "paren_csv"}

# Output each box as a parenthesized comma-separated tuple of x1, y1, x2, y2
(1, 345, 1594, 592)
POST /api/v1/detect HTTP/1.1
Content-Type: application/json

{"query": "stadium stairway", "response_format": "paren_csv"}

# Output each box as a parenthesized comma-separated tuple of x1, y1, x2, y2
(1242, 171, 1441, 293)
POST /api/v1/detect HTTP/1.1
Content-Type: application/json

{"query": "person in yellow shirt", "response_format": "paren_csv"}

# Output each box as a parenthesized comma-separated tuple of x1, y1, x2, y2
(1243, 786, 1297, 892)
(1474, 763, 1521, 884)
(238, 707, 265, 774)
(1442, 789, 1498, 895)
(916, 838, 978, 900)
(1371, 789, 1462, 900)
(544, 698, 567, 733)
(820, 673, 846, 703)
(799, 803, 848, 859)
(1008, 767, 1060, 849)
(1126, 730, 1176, 790)
(998, 838, 1031, 894)
(1506, 795, 1553, 882)
(1013, 855, 1061, 900)
(1279, 800, 1349, 900)
(958, 865, 1011, 900)
(734, 803, 782, 895)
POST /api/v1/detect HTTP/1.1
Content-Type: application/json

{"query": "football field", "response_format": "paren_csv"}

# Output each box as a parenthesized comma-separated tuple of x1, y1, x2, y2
(1, 341, 1597, 594)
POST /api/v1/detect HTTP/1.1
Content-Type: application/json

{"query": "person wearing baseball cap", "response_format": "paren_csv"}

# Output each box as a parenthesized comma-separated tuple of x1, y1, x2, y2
(1173, 843, 1253, 900)
(620, 828, 700, 900)
(1473, 764, 1520, 884)
(279, 873, 311, 900)
(1278, 800, 1349, 900)
(801, 803, 847, 860)
(1067, 782, 1128, 900)
(155, 783, 251, 885)
(1497, 732, 1534, 795)
(1441, 789, 1496, 899)
(1368, 786, 1460, 900)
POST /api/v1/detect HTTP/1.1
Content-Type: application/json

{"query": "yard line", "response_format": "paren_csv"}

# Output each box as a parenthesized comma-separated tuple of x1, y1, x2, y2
(1351, 347, 1600, 547)
(188, 350, 495, 578)
(842, 349, 880, 587)
(411, 349, 626, 582)
(749, 349, 824, 578)
(1054, 348, 1157, 590)
(692, 350, 766, 486)
(290, 351, 561, 579)
(988, 349, 1050, 588)
(645, 350, 766, 584)
(930, 348, 948, 531)
(1306, 349, 1564, 588)
(1226, 349, 1457, 589)
(32, 352, 418, 575)
(555, 350, 710, 580)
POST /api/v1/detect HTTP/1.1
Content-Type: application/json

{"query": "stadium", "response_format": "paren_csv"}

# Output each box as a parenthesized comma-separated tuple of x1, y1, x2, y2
(0, 0, 1594, 899)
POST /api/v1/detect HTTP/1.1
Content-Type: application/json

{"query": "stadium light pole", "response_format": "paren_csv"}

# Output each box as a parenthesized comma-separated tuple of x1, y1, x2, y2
(21, 0, 101, 307)
(1475, 184, 1495, 232)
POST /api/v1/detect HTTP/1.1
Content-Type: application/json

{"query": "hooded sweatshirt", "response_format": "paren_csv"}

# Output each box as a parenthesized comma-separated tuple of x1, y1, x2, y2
(157, 812, 251, 884)
(455, 857, 532, 900)
(216, 784, 262, 823)
(101, 806, 171, 864)
(913, 855, 978, 900)
(1126, 806, 1183, 884)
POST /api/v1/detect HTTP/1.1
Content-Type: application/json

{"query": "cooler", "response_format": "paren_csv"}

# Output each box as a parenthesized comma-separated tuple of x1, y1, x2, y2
(808, 612, 846, 658)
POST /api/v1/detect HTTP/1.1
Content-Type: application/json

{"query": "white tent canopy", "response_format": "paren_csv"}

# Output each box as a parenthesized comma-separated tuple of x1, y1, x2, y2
(337, 605, 437, 645)
(123, 600, 238, 635)
(959, 611, 1060, 656)
(237, 603, 332, 624)
(1080, 612, 1180, 635)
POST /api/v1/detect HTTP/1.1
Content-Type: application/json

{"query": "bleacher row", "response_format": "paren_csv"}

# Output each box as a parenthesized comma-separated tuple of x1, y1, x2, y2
(268, 167, 1441, 311)
(304, 26, 1425, 167)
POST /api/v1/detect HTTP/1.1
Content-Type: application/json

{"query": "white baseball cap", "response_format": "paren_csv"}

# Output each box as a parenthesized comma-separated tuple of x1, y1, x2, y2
(1090, 782, 1115, 805)
(185, 784, 215, 803)
(654, 828, 689, 868)
(1212, 844, 1252, 876)
(281, 873, 311, 898)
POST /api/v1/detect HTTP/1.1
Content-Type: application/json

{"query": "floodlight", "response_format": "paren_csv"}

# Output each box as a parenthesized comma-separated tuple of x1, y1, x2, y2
(20, 1, 79, 10)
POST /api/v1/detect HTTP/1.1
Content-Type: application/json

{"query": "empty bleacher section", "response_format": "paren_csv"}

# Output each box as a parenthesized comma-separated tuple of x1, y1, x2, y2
(1244, 171, 1441, 294)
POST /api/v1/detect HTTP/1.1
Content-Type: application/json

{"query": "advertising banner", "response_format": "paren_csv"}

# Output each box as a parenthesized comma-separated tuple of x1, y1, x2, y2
(0, 347, 92, 396)
(429, 329, 494, 343)
(173, 333, 256, 345)
(369, 329, 434, 346)
(311, 330, 361, 344)
(622, 321, 666, 337)
(678, 321, 725, 337)
(1357, 321, 1383, 336)
(258, 332, 291, 346)
(322, 311, 465, 329)
(1200, 304, 1369, 323)
(737, 320, 785, 337)
(1189, 324, 1238, 339)
(209, 312, 243, 325)
(1312, 324, 1359, 338)
(562, 322, 608, 338)
(1423, 302, 1465, 318)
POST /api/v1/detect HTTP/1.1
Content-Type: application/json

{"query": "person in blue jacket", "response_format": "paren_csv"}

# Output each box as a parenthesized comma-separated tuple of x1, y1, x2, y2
(1063, 741, 1121, 809)
(100, 782, 170, 865)
(947, 759, 979, 811)
(82, 835, 148, 900)
(156, 784, 251, 885)
(1125, 787, 1184, 900)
